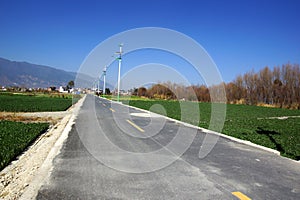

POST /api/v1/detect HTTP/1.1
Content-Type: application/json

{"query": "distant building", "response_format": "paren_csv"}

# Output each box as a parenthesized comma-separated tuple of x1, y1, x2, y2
(59, 86, 68, 93)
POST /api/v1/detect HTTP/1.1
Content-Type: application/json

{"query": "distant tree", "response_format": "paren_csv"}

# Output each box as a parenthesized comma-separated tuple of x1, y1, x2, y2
(273, 78, 283, 106)
(137, 87, 147, 97)
(243, 70, 258, 105)
(132, 88, 138, 96)
(105, 88, 111, 95)
(124, 62, 300, 109)
(234, 75, 245, 101)
(190, 85, 209, 102)
(146, 84, 175, 99)
(226, 82, 237, 103)
(67, 80, 74, 89)
(258, 66, 272, 104)
(49, 86, 56, 91)
(227, 63, 300, 109)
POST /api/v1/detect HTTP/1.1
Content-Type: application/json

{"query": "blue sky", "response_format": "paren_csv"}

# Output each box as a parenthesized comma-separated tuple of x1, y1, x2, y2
(0, 0, 300, 87)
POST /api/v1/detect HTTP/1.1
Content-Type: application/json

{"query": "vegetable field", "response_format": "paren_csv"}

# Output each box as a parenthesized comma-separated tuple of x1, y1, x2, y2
(0, 93, 75, 112)
(124, 99, 300, 160)
(0, 121, 49, 170)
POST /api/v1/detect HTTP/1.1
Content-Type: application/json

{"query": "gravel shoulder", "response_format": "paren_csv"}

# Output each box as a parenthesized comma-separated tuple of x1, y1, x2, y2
(0, 96, 85, 200)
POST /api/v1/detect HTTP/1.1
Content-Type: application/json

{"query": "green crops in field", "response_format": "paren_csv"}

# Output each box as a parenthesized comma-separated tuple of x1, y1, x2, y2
(125, 100, 300, 160)
(0, 121, 49, 171)
(0, 93, 73, 112)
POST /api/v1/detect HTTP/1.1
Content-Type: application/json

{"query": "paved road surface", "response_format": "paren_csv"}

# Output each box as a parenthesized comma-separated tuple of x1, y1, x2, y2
(36, 95, 299, 199)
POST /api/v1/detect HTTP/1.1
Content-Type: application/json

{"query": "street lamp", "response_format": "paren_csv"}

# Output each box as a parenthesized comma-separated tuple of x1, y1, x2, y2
(97, 78, 100, 94)
(103, 66, 107, 95)
(116, 44, 123, 102)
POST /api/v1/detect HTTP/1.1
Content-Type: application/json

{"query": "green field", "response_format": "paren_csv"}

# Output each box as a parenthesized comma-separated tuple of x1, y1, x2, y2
(0, 92, 78, 112)
(121, 99, 300, 160)
(0, 92, 81, 170)
(0, 121, 49, 170)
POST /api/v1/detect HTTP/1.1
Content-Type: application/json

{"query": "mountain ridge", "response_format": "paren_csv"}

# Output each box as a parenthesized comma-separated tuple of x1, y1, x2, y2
(0, 57, 82, 88)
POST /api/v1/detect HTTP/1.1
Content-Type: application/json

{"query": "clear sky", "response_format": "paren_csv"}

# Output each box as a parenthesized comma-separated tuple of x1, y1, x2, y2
(0, 0, 299, 87)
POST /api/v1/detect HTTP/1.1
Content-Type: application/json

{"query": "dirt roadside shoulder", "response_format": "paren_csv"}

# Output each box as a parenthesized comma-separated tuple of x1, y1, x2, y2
(0, 95, 86, 200)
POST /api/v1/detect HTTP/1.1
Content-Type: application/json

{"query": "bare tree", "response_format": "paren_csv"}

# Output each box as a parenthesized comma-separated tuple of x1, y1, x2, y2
(133, 63, 300, 109)
(137, 87, 147, 97)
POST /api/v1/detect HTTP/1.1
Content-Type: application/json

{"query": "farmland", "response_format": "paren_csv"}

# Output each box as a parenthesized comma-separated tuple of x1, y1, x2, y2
(0, 92, 79, 170)
(0, 92, 78, 112)
(0, 121, 49, 171)
(121, 98, 300, 160)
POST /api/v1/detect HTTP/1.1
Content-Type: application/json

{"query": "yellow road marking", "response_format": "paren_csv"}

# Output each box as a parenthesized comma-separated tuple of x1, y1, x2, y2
(232, 192, 251, 200)
(109, 108, 115, 112)
(126, 119, 145, 132)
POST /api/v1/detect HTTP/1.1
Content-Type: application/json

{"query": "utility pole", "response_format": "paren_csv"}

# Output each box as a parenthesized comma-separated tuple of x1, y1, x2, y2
(97, 78, 100, 95)
(116, 44, 123, 102)
(103, 66, 107, 95)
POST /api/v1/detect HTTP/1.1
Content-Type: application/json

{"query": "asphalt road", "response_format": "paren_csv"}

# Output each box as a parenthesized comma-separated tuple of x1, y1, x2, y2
(36, 94, 300, 199)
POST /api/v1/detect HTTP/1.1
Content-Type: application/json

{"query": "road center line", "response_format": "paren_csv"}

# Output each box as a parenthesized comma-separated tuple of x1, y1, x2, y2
(126, 119, 145, 132)
(109, 108, 115, 112)
(232, 191, 251, 200)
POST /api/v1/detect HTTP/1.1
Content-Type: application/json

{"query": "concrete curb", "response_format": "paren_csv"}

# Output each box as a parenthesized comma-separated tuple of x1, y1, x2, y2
(101, 96, 282, 156)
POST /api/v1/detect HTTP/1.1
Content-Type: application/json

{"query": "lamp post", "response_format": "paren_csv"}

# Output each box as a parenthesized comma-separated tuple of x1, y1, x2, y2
(103, 66, 107, 95)
(97, 78, 100, 94)
(116, 44, 123, 102)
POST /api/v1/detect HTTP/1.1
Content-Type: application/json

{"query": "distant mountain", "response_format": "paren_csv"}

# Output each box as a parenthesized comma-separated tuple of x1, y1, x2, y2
(0, 57, 94, 88)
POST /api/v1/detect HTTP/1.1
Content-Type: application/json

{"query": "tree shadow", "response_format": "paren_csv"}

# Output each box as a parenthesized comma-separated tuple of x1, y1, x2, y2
(256, 127, 285, 153)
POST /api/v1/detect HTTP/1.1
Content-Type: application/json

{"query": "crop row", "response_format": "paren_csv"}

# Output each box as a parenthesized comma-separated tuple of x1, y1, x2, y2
(0, 93, 75, 112)
(0, 121, 49, 171)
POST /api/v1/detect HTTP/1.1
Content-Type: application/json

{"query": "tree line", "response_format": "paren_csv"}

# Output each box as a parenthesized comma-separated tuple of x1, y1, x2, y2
(134, 63, 300, 109)
(227, 63, 300, 109)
